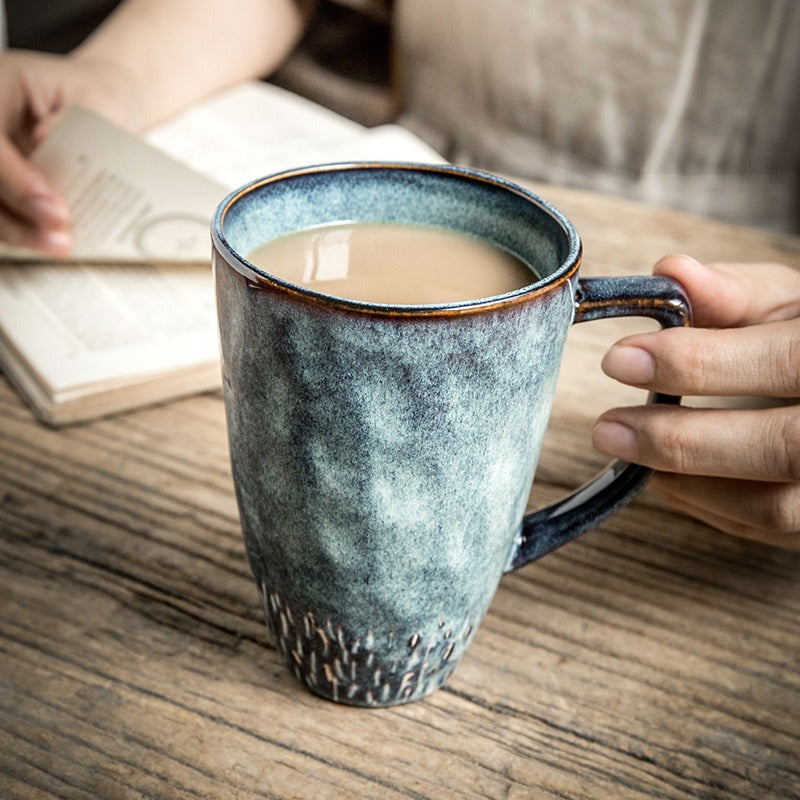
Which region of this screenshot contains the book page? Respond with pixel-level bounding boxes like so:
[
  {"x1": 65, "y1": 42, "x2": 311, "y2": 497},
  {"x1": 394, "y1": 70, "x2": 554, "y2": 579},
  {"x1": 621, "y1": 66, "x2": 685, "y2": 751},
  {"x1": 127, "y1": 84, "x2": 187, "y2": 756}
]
[
  {"x1": 146, "y1": 81, "x2": 444, "y2": 189},
  {"x1": 0, "y1": 81, "x2": 443, "y2": 423},
  {"x1": 0, "y1": 260, "x2": 219, "y2": 399},
  {"x1": 0, "y1": 106, "x2": 228, "y2": 264}
]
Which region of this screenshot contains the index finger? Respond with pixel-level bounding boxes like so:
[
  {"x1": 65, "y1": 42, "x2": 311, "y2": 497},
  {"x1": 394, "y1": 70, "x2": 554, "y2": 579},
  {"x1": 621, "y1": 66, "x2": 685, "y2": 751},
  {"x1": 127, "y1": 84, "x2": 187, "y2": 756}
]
[
  {"x1": 653, "y1": 255, "x2": 800, "y2": 328},
  {"x1": 601, "y1": 317, "x2": 800, "y2": 398},
  {"x1": 0, "y1": 134, "x2": 69, "y2": 229}
]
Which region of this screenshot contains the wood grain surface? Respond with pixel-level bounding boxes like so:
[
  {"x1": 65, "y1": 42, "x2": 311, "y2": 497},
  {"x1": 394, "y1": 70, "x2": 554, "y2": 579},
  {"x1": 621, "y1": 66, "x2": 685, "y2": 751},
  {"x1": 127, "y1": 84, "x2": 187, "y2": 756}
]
[{"x1": 1, "y1": 183, "x2": 799, "y2": 799}]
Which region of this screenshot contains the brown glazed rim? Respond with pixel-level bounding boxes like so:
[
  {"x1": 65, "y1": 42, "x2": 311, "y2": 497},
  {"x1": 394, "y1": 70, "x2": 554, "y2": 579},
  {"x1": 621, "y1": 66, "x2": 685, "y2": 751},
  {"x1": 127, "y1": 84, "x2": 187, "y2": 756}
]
[{"x1": 212, "y1": 162, "x2": 583, "y2": 319}]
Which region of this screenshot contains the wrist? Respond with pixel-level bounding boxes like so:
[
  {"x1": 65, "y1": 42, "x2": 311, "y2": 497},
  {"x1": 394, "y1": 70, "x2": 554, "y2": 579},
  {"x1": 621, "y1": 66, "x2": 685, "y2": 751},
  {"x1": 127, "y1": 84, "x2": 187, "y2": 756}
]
[{"x1": 67, "y1": 51, "x2": 147, "y2": 131}]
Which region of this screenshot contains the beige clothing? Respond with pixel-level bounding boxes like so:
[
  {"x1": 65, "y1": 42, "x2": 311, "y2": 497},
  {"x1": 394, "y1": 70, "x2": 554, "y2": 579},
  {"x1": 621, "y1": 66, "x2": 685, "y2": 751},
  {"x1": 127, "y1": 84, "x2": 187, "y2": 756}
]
[{"x1": 395, "y1": 0, "x2": 800, "y2": 233}]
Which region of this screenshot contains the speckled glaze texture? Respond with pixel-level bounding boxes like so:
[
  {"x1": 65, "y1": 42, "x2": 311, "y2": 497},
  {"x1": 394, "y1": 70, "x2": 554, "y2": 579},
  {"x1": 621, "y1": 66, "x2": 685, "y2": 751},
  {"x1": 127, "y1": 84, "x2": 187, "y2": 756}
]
[{"x1": 213, "y1": 164, "x2": 690, "y2": 706}]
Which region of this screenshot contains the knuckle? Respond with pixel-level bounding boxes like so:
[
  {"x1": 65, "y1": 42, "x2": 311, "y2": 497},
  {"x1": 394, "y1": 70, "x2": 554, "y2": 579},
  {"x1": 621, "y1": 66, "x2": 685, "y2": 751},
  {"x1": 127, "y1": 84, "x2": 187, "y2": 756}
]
[
  {"x1": 761, "y1": 484, "x2": 800, "y2": 536},
  {"x1": 782, "y1": 327, "x2": 800, "y2": 395},
  {"x1": 780, "y1": 412, "x2": 800, "y2": 482},
  {"x1": 646, "y1": 413, "x2": 695, "y2": 473},
  {"x1": 670, "y1": 335, "x2": 709, "y2": 393}
]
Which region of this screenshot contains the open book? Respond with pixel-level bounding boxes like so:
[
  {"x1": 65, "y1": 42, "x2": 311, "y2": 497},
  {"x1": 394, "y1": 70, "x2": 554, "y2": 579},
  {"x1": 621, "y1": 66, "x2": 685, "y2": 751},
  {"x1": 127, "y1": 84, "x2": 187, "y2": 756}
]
[{"x1": 0, "y1": 81, "x2": 442, "y2": 425}]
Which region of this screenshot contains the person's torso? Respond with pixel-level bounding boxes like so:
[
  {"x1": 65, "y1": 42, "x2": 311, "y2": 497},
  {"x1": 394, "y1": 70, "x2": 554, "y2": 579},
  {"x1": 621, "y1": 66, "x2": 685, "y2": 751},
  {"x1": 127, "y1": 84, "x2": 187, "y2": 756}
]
[{"x1": 396, "y1": 0, "x2": 800, "y2": 232}]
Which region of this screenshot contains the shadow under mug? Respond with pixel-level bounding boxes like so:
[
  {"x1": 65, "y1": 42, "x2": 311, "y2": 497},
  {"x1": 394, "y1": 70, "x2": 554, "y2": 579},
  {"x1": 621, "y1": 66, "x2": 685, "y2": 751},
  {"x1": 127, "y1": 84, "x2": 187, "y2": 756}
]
[{"x1": 212, "y1": 163, "x2": 691, "y2": 707}]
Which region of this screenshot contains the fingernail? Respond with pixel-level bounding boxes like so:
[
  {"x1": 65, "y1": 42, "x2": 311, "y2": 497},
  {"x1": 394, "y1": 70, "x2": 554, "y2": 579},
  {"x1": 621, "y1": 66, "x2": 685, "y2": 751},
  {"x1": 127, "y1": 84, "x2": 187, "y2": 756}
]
[
  {"x1": 592, "y1": 420, "x2": 639, "y2": 461},
  {"x1": 27, "y1": 193, "x2": 70, "y2": 227},
  {"x1": 37, "y1": 228, "x2": 73, "y2": 255},
  {"x1": 601, "y1": 345, "x2": 655, "y2": 385}
]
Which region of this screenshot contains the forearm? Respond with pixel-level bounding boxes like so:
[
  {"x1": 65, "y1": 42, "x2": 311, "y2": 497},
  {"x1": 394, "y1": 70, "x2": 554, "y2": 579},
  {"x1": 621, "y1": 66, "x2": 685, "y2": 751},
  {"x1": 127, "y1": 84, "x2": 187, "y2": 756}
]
[{"x1": 71, "y1": 0, "x2": 312, "y2": 129}]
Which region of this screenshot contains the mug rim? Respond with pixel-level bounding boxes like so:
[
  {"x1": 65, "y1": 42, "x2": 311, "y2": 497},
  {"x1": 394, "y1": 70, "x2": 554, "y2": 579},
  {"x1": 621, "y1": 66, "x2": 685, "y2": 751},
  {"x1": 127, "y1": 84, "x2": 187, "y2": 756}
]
[{"x1": 212, "y1": 162, "x2": 583, "y2": 317}]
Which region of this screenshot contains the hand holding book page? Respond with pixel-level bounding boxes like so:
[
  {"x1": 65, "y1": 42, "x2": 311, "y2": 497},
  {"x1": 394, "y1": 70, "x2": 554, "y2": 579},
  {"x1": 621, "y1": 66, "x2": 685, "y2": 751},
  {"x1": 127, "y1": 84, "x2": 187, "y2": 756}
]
[
  {"x1": 0, "y1": 81, "x2": 443, "y2": 426},
  {"x1": 0, "y1": 106, "x2": 228, "y2": 264}
]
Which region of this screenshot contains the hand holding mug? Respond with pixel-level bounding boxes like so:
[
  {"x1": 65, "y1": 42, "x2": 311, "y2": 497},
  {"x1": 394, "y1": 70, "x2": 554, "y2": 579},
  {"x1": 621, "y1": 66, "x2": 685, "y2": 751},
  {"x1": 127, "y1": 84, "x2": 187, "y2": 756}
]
[{"x1": 595, "y1": 256, "x2": 800, "y2": 548}]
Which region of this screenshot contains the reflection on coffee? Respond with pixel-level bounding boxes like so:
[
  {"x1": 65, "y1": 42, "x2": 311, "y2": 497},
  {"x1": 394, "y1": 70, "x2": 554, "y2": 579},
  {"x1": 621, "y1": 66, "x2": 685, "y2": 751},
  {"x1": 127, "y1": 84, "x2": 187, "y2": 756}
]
[{"x1": 246, "y1": 222, "x2": 538, "y2": 304}]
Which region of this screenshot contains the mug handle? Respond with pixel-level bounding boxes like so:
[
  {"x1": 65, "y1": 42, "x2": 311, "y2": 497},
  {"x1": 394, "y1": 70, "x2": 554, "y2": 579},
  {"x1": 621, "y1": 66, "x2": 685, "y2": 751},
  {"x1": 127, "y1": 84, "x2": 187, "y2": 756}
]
[{"x1": 506, "y1": 275, "x2": 692, "y2": 572}]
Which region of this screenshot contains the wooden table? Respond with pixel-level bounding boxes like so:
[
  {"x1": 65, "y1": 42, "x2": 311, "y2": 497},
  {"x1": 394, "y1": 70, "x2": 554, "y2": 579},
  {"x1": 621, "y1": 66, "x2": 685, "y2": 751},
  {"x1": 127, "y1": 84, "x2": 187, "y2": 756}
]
[{"x1": 2, "y1": 183, "x2": 799, "y2": 799}]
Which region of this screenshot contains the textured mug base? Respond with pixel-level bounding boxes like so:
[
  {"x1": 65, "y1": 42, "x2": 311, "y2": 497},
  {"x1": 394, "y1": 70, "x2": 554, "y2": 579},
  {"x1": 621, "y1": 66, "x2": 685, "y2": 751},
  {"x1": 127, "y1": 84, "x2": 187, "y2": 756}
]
[{"x1": 260, "y1": 580, "x2": 475, "y2": 707}]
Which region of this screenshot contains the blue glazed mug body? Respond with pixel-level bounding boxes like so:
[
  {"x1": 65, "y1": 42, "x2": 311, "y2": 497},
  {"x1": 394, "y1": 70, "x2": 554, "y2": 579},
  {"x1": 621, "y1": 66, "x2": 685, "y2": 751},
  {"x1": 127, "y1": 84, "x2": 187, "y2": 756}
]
[{"x1": 212, "y1": 163, "x2": 690, "y2": 706}]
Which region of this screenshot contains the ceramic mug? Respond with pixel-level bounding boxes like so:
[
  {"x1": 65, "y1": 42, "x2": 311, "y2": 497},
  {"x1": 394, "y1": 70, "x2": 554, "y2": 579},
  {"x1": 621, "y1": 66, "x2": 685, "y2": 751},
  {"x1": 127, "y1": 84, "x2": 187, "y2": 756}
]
[{"x1": 212, "y1": 163, "x2": 691, "y2": 707}]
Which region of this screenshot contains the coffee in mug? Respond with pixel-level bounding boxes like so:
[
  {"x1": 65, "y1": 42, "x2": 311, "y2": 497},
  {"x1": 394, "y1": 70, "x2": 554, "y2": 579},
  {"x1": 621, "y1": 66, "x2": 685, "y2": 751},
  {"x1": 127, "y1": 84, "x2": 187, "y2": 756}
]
[{"x1": 246, "y1": 221, "x2": 538, "y2": 304}]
